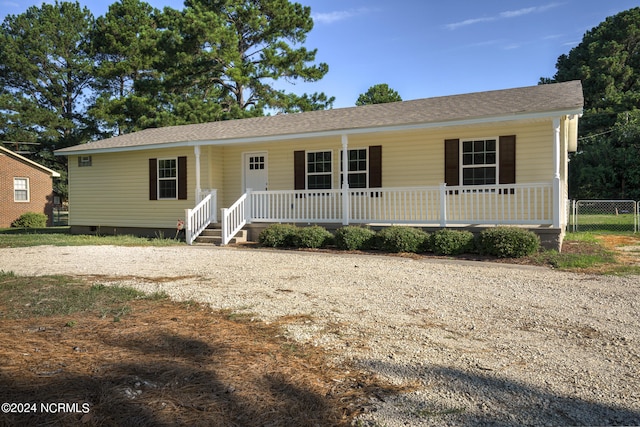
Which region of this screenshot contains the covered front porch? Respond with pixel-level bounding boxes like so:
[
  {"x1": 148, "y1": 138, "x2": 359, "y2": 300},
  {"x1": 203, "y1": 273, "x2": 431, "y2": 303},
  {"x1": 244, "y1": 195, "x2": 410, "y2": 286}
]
[{"x1": 186, "y1": 182, "x2": 561, "y2": 247}]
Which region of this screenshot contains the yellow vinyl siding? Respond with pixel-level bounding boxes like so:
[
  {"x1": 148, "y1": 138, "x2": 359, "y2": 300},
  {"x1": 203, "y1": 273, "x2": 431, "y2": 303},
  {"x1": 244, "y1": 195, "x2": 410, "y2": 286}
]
[
  {"x1": 68, "y1": 117, "x2": 565, "y2": 227},
  {"x1": 216, "y1": 119, "x2": 556, "y2": 208},
  {"x1": 68, "y1": 148, "x2": 195, "y2": 228}
]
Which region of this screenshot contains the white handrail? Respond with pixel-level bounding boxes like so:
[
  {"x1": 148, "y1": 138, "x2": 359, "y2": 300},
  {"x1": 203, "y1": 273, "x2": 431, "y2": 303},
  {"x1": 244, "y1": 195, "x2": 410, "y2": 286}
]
[
  {"x1": 221, "y1": 191, "x2": 249, "y2": 245},
  {"x1": 185, "y1": 190, "x2": 217, "y2": 245}
]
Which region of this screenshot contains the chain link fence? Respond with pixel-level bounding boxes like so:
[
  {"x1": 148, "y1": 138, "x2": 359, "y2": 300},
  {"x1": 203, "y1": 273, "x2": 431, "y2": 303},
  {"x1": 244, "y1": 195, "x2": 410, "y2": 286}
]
[{"x1": 570, "y1": 200, "x2": 638, "y2": 233}]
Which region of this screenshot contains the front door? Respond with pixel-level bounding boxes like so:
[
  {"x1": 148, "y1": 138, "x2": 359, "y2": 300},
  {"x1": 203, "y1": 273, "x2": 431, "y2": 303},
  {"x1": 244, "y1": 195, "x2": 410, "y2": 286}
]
[{"x1": 244, "y1": 152, "x2": 268, "y2": 192}]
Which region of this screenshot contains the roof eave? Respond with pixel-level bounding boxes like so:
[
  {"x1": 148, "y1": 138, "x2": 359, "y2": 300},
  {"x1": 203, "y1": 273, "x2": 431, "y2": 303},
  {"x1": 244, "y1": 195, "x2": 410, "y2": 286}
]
[{"x1": 54, "y1": 107, "x2": 583, "y2": 156}]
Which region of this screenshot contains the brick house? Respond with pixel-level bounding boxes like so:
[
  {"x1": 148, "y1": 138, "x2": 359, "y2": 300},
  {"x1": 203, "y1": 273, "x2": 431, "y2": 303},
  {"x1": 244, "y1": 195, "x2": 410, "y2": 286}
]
[{"x1": 0, "y1": 146, "x2": 60, "y2": 228}]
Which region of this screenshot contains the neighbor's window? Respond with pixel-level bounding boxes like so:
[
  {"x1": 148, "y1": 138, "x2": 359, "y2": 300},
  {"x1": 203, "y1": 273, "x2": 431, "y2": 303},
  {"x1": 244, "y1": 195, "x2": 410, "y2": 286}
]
[
  {"x1": 461, "y1": 138, "x2": 497, "y2": 185},
  {"x1": 158, "y1": 158, "x2": 177, "y2": 199},
  {"x1": 14, "y1": 177, "x2": 29, "y2": 202},
  {"x1": 78, "y1": 156, "x2": 92, "y2": 167},
  {"x1": 340, "y1": 148, "x2": 368, "y2": 188},
  {"x1": 307, "y1": 151, "x2": 332, "y2": 189}
]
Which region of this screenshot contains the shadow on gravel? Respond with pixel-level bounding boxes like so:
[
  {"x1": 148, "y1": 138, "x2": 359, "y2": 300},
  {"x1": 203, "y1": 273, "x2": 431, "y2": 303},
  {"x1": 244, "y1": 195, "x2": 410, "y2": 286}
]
[{"x1": 357, "y1": 361, "x2": 640, "y2": 426}]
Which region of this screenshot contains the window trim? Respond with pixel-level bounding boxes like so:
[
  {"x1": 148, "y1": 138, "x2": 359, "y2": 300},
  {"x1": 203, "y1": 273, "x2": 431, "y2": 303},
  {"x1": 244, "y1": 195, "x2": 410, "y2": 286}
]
[
  {"x1": 340, "y1": 147, "x2": 369, "y2": 189},
  {"x1": 14, "y1": 177, "x2": 30, "y2": 202},
  {"x1": 157, "y1": 157, "x2": 178, "y2": 200},
  {"x1": 306, "y1": 150, "x2": 333, "y2": 190},
  {"x1": 459, "y1": 137, "x2": 499, "y2": 186}
]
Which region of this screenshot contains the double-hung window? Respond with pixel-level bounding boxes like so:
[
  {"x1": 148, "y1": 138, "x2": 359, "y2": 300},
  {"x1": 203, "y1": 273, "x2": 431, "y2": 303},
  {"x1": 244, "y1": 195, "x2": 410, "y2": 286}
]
[
  {"x1": 14, "y1": 178, "x2": 29, "y2": 202},
  {"x1": 307, "y1": 151, "x2": 332, "y2": 189},
  {"x1": 158, "y1": 158, "x2": 178, "y2": 199},
  {"x1": 461, "y1": 138, "x2": 497, "y2": 186},
  {"x1": 340, "y1": 148, "x2": 368, "y2": 188}
]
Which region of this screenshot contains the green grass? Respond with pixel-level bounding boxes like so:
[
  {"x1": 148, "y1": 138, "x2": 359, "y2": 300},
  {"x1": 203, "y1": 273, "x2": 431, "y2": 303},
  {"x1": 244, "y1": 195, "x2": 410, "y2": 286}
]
[
  {"x1": 0, "y1": 227, "x2": 182, "y2": 248},
  {"x1": 530, "y1": 232, "x2": 640, "y2": 275},
  {"x1": 0, "y1": 271, "x2": 168, "y2": 320},
  {"x1": 570, "y1": 213, "x2": 637, "y2": 233}
]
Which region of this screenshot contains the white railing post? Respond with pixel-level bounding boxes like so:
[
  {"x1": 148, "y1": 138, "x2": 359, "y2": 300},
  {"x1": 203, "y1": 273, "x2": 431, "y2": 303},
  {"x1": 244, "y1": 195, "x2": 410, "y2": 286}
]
[
  {"x1": 210, "y1": 190, "x2": 218, "y2": 223},
  {"x1": 185, "y1": 208, "x2": 193, "y2": 244},
  {"x1": 439, "y1": 183, "x2": 447, "y2": 227},
  {"x1": 221, "y1": 208, "x2": 229, "y2": 245},
  {"x1": 245, "y1": 188, "x2": 253, "y2": 224}
]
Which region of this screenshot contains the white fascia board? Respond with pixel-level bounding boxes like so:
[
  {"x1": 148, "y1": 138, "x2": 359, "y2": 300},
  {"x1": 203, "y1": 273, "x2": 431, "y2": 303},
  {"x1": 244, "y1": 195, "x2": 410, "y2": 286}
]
[{"x1": 55, "y1": 108, "x2": 583, "y2": 156}]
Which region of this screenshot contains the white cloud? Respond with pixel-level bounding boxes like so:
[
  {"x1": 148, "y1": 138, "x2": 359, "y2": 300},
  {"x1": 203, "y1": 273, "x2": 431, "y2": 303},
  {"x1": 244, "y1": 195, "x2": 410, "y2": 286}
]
[
  {"x1": 499, "y1": 7, "x2": 536, "y2": 19},
  {"x1": 445, "y1": 3, "x2": 562, "y2": 30},
  {"x1": 312, "y1": 8, "x2": 372, "y2": 25},
  {"x1": 445, "y1": 16, "x2": 495, "y2": 30}
]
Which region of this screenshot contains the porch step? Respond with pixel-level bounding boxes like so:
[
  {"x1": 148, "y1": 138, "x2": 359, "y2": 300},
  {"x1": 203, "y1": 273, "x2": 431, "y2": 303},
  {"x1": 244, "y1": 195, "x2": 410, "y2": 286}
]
[{"x1": 194, "y1": 224, "x2": 248, "y2": 245}]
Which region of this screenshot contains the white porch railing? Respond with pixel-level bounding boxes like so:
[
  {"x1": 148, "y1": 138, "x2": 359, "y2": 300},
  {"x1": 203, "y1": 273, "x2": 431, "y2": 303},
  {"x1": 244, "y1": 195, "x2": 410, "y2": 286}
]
[
  {"x1": 248, "y1": 183, "x2": 553, "y2": 225},
  {"x1": 443, "y1": 183, "x2": 553, "y2": 225},
  {"x1": 185, "y1": 190, "x2": 217, "y2": 245},
  {"x1": 221, "y1": 192, "x2": 249, "y2": 245},
  {"x1": 220, "y1": 183, "x2": 555, "y2": 244}
]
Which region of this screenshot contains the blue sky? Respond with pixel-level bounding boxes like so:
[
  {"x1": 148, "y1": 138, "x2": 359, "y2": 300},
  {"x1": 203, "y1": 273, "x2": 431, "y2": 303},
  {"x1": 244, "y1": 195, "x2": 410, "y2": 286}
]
[{"x1": 1, "y1": 0, "x2": 638, "y2": 108}]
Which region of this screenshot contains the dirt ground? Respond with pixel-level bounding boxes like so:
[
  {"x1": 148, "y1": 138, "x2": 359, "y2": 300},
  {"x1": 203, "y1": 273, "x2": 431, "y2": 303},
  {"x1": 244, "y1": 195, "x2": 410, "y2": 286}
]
[
  {"x1": 0, "y1": 296, "x2": 403, "y2": 426},
  {"x1": 597, "y1": 234, "x2": 640, "y2": 265}
]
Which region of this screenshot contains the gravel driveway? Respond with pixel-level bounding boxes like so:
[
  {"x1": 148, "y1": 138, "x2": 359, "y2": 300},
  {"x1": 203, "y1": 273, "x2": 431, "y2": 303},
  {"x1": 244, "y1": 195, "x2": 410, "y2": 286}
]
[{"x1": 2, "y1": 245, "x2": 639, "y2": 426}]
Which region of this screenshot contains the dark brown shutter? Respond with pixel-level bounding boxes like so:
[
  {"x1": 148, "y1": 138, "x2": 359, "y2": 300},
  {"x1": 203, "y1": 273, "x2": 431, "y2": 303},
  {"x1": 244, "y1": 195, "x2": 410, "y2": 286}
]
[
  {"x1": 499, "y1": 135, "x2": 516, "y2": 184},
  {"x1": 444, "y1": 139, "x2": 460, "y2": 186},
  {"x1": 149, "y1": 158, "x2": 157, "y2": 200},
  {"x1": 178, "y1": 156, "x2": 188, "y2": 200},
  {"x1": 294, "y1": 150, "x2": 305, "y2": 190},
  {"x1": 369, "y1": 145, "x2": 382, "y2": 188}
]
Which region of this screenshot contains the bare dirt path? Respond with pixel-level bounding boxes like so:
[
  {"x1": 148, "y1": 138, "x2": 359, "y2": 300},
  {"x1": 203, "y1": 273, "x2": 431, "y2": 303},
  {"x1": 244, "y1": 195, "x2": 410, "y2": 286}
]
[{"x1": 1, "y1": 245, "x2": 639, "y2": 426}]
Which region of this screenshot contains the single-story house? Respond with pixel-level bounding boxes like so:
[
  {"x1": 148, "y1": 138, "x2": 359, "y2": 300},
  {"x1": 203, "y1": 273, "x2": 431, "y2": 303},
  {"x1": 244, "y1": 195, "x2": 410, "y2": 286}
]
[
  {"x1": 0, "y1": 146, "x2": 61, "y2": 228},
  {"x1": 55, "y1": 81, "x2": 583, "y2": 249}
]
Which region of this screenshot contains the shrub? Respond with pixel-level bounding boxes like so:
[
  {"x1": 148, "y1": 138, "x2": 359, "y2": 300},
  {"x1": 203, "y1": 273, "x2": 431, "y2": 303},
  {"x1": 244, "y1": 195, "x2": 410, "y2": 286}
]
[
  {"x1": 430, "y1": 229, "x2": 475, "y2": 255},
  {"x1": 258, "y1": 224, "x2": 298, "y2": 247},
  {"x1": 335, "y1": 226, "x2": 376, "y2": 250},
  {"x1": 377, "y1": 226, "x2": 429, "y2": 253},
  {"x1": 478, "y1": 227, "x2": 540, "y2": 258},
  {"x1": 293, "y1": 225, "x2": 334, "y2": 249},
  {"x1": 11, "y1": 212, "x2": 47, "y2": 228}
]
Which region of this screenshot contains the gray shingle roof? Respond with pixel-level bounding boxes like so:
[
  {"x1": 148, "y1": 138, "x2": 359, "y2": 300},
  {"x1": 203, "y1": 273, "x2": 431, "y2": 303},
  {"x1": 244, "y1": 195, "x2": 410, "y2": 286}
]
[{"x1": 56, "y1": 80, "x2": 583, "y2": 154}]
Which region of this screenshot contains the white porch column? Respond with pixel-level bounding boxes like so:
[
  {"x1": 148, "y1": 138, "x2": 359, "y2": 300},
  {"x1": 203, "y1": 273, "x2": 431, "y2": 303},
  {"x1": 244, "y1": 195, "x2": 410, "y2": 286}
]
[
  {"x1": 341, "y1": 134, "x2": 350, "y2": 225},
  {"x1": 552, "y1": 118, "x2": 561, "y2": 228},
  {"x1": 194, "y1": 145, "x2": 202, "y2": 202}
]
